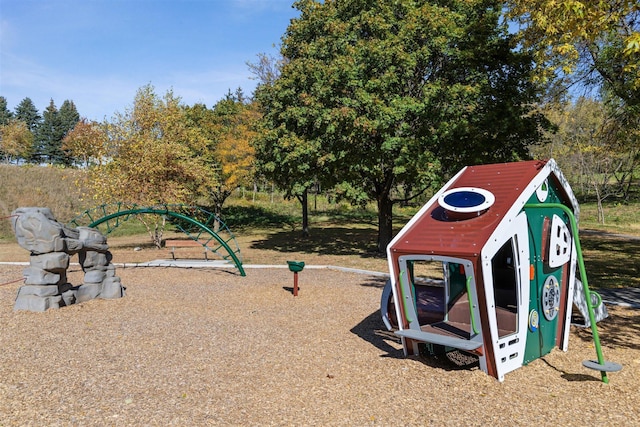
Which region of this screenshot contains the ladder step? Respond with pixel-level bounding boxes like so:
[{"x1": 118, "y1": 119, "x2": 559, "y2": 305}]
[
  {"x1": 582, "y1": 359, "x2": 623, "y2": 372},
  {"x1": 395, "y1": 329, "x2": 483, "y2": 351}
]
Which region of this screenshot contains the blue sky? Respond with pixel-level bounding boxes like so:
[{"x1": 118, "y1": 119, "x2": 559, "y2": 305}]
[{"x1": 0, "y1": 0, "x2": 299, "y2": 121}]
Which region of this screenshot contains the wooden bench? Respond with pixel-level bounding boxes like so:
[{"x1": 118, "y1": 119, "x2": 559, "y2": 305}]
[{"x1": 166, "y1": 239, "x2": 210, "y2": 260}]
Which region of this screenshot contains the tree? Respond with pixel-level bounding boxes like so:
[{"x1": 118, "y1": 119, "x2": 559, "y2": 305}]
[
  {"x1": 88, "y1": 85, "x2": 210, "y2": 247},
  {"x1": 14, "y1": 97, "x2": 41, "y2": 132},
  {"x1": 35, "y1": 100, "x2": 62, "y2": 164},
  {"x1": 0, "y1": 97, "x2": 13, "y2": 125},
  {"x1": 505, "y1": 0, "x2": 639, "y2": 105},
  {"x1": 247, "y1": 52, "x2": 286, "y2": 87},
  {"x1": 534, "y1": 97, "x2": 639, "y2": 222},
  {"x1": 209, "y1": 92, "x2": 257, "y2": 218},
  {"x1": 14, "y1": 98, "x2": 41, "y2": 162},
  {"x1": 184, "y1": 91, "x2": 258, "y2": 222},
  {"x1": 58, "y1": 100, "x2": 80, "y2": 157},
  {"x1": 507, "y1": 1, "x2": 639, "y2": 205},
  {"x1": 0, "y1": 119, "x2": 33, "y2": 163},
  {"x1": 255, "y1": 0, "x2": 547, "y2": 251},
  {"x1": 62, "y1": 118, "x2": 108, "y2": 167},
  {"x1": 36, "y1": 99, "x2": 79, "y2": 165}
]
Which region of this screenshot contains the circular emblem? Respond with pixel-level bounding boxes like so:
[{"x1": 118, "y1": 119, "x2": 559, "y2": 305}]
[
  {"x1": 542, "y1": 275, "x2": 561, "y2": 321},
  {"x1": 529, "y1": 309, "x2": 539, "y2": 332}
]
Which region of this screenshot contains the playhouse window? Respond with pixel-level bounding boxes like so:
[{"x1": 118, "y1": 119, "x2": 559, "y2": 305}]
[
  {"x1": 490, "y1": 239, "x2": 519, "y2": 337},
  {"x1": 405, "y1": 260, "x2": 447, "y2": 324},
  {"x1": 403, "y1": 258, "x2": 472, "y2": 326}
]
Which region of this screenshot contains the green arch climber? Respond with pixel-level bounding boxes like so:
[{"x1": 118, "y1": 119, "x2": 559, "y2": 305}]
[{"x1": 68, "y1": 203, "x2": 245, "y2": 276}]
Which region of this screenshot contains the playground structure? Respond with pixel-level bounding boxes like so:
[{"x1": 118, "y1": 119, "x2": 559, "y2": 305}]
[
  {"x1": 11, "y1": 207, "x2": 125, "y2": 311},
  {"x1": 8, "y1": 203, "x2": 244, "y2": 310},
  {"x1": 67, "y1": 203, "x2": 245, "y2": 276},
  {"x1": 382, "y1": 159, "x2": 621, "y2": 382}
]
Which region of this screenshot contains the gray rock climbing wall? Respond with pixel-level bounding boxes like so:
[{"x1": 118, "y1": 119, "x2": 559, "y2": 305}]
[{"x1": 11, "y1": 207, "x2": 125, "y2": 312}]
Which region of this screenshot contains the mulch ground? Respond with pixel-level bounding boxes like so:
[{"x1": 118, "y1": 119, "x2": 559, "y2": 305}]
[{"x1": 0, "y1": 263, "x2": 638, "y2": 426}]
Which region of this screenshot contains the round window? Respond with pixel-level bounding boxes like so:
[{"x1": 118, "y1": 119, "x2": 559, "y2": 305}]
[{"x1": 438, "y1": 187, "x2": 495, "y2": 220}]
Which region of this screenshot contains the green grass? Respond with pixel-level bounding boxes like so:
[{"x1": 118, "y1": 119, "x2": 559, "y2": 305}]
[
  {"x1": 580, "y1": 232, "x2": 640, "y2": 288},
  {"x1": 579, "y1": 201, "x2": 640, "y2": 236}
]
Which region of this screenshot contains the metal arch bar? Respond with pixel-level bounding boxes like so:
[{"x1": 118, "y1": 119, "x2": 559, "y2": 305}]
[{"x1": 87, "y1": 207, "x2": 246, "y2": 276}]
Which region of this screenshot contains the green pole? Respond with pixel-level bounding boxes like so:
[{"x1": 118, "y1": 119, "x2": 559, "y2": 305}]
[
  {"x1": 398, "y1": 271, "x2": 413, "y2": 324},
  {"x1": 465, "y1": 275, "x2": 479, "y2": 335},
  {"x1": 524, "y1": 203, "x2": 608, "y2": 383}
]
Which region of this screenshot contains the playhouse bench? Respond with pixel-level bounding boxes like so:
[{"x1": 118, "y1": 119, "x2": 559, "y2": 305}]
[
  {"x1": 395, "y1": 328, "x2": 483, "y2": 351},
  {"x1": 396, "y1": 292, "x2": 484, "y2": 352},
  {"x1": 167, "y1": 239, "x2": 210, "y2": 260}
]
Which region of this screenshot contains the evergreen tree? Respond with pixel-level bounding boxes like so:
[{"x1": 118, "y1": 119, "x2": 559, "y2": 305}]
[
  {"x1": 33, "y1": 98, "x2": 80, "y2": 165},
  {"x1": 14, "y1": 97, "x2": 41, "y2": 132},
  {"x1": 36, "y1": 100, "x2": 62, "y2": 164},
  {"x1": 58, "y1": 100, "x2": 80, "y2": 164},
  {"x1": 59, "y1": 100, "x2": 80, "y2": 132},
  {"x1": 0, "y1": 97, "x2": 13, "y2": 125},
  {"x1": 15, "y1": 97, "x2": 42, "y2": 163}
]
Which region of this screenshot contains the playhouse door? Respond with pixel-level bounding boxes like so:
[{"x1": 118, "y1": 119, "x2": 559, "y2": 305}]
[
  {"x1": 481, "y1": 212, "x2": 530, "y2": 381},
  {"x1": 524, "y1": 211, "x2": 574, "y2": 363}
]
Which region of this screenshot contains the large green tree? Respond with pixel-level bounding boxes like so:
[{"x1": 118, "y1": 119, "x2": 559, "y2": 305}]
[
  {"x1": 35, "y1": 100, "x2": 62, "y2": 163},
  {"x1": 254, "y1": 0, "x2": 547, "y2": 251}
]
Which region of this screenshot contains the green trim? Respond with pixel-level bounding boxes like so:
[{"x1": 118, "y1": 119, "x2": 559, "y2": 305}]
[
  {"x1": 398, "y1": 271, "x2": 412, "y2": 324},
  {"x1": 591, "y1": 291, "x2": 602, "y2": 308},
  {"x1": 465, "y1": 275, "x2": 479, "y2": 335},
  {"x1": 525, "y1": 203, "x2": 611, "y2": 383}
]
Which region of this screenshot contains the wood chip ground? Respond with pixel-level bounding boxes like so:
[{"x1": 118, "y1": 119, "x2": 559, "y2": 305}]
[{"x1": 0, "y1": 263, "x2": 638, "y2": 426}]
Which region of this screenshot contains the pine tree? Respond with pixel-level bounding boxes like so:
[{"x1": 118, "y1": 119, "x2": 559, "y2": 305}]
[
  {"x1": 0, "y1": 97, "x2": 13, "y2": 125},
  {"x1": 58, "y1": 100, "x2": 80, "y2": 164},
  {"x1": 36, "y1": 100, "x2": 62, "y2": 164},
  {"x1": 15, "y1": 98, "x2": 42, "y2": 163},
  {"x1": 14, "y1": 98, "x2": 41, "y2": 132}
]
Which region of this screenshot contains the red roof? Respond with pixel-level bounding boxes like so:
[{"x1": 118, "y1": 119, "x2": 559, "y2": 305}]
[{"x1": 390, "y1": 159, "x2": 549, "y2": 258}]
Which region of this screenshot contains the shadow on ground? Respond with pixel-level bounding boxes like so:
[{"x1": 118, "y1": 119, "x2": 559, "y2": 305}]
[
  {"x1": 250, "y1": 226, "x2": 384, "y2": 259},
  {"x1": 580, "y1": 232, "x2": 640, "y2": 289},
  {"x1": 539, "y1": 359, "x2": 601, "y2": 382},
  {"x1": 351, "y1": 311, "x2": 481, "y2": 372},
  {"x1": 573, "y1": 308, "x2": 640, "y2": 351}
]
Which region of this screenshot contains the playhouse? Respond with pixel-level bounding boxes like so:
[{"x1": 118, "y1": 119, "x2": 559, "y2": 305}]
[{"x1": 382, "y1": 159, "x2": 618, "y2": 382}]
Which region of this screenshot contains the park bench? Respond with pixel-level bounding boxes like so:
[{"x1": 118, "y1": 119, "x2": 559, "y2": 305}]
[{"x1": 166, "y1": 239, "x2": 210, "y2": 261}]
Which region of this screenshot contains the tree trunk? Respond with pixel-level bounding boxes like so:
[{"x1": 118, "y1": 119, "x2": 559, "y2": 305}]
[
  {"x1": 594, "y1": 183, "x2": 605, "y2": 225},
  {"x1": 297, "y1": 189, "x2": 310, "y2": 237},
  {"x1": 377, "y1": 195, "x2": 394, "y2": 254}
]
